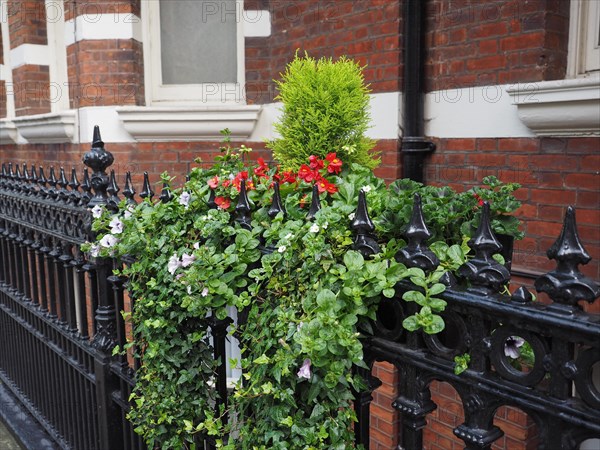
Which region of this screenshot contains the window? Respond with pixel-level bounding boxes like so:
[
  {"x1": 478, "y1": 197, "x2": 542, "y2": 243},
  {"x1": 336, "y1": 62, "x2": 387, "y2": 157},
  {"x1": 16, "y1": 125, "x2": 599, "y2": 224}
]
[
  {"x1": 568, "y1": 0, "x2": 600, "y2": 77},
  {"x1": 142, "y1": 0, "x2": 245, "y2": 105}
]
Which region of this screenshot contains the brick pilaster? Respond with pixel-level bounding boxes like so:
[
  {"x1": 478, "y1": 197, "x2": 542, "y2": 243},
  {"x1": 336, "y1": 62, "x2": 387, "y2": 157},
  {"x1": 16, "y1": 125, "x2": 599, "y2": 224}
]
[
  {"x1": 64, "y1": 1, "x2": 144, "y2": 108},
  {"x1": 7, "y1": 0, "x2": 51, "y2": 116}
]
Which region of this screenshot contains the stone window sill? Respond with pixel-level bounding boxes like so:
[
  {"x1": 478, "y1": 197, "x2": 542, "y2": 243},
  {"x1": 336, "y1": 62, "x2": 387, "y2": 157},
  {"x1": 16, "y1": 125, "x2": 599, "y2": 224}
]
[
  {"x1": 116, "y1": 105, "x2": 263, "y2": 142},
  {"x1": 506, "y1": 75, "x2": 600, "y2": 136}
]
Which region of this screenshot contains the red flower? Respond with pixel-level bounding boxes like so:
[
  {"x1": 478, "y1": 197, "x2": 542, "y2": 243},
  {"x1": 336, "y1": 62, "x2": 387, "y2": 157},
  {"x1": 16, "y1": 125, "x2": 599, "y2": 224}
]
[
  {"x1": 215, "y1": 196, "x2": 231, "y2": 210},
  {"x1": 232, "y1": 171, "x2": 254, "y2": 191},
  {"x1": 222, "y1": 179, "x2": 231, "y2": 188},
  {"x1": 282, "y1": 171, "x2": 297, "y2": 184},
  {"x1": 473, "y1": 193, "x2": 484, "y2": 207},
  {"x1": 253, "y1": 157, "x2": 269, "y2": 178},
  {"x1": 325, "y1": 152, "x2": 342, "y2": 174},
  {"x1": 298, "y1": 164, "x2": 316, "y2": 183},
  {"x1": 308, "y1": 155, "x2": 324, "y2": 170},
  {"x1": 317, "y1": 178, "x2": 338, "y2": 194},
  {"x1": 208, "y1": 176, "x2": 219, "y2": 189}
]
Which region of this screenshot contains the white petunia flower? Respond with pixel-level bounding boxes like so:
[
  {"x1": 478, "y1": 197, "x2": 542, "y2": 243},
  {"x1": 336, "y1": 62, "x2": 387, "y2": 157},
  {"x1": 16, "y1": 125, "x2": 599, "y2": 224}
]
[
  {"x1": 193, "y1": 242, "x2": 201, "y2": 250},
  {"x1": 91, "y1": 205, "x2": 103, "y2": 218},
  {"x1": 278, "y1": 245, "x2": 286, "y2": 253},
  {"x1": 361, "y1": 185, "x2": 372, "y2": 193},
  {"x1": 187, "y1": 286, "x2": 192, "y2": 295},
  {"x1": 123, "y1": 209, "x2": 132, "y2": 219},
  {"x1": 181, "y1": 253, "x2": 196, "y2": 267},
  {"x1": 297, "y1": 358, "x2": 312, "y2": 379},
  {"x1": 348, "y1": 212, "x2": 355, "y2": 220},
  {"x1": 99, "y1": 234, "x2": 118, "y2": 248},
  {"x1": 309, "y1": 224, "x2": 319, "y2": 233},
  {"x1": 322, "y1": 222, "x2": 328, "y2": 229},
  {"x1": 201, "y1": 287, "x2": 209, "y2": 297},
  {"x1": 109, "y1": 217, "x2": 123, "y2": 234},
  {"x1": 285, "y1": 233, "x2": 293, "y2": 240},
  {"x1": 167, "y1": 253, "x2": 181, "y2": 275},
  {"x1": 89, "y1": 244, "x2": 100, "y2": 257},
  {"x1": 179, "y1": 191, "x2": 191, "y2": 209}
]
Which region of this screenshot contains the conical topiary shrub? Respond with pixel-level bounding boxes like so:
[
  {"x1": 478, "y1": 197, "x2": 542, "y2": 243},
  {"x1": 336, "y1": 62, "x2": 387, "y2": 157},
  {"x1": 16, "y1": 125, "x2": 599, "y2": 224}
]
[{"x1": 268, "y1": 53, "x2": 379, "y2": 170}]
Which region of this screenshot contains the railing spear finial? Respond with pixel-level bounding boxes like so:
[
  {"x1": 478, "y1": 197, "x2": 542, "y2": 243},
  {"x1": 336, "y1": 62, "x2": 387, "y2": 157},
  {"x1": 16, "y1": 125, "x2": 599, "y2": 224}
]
[
  {"x1": 396, "y1": 193, "x2": 439, "y2": 271},
  {"x1": 351, "y1": 189, "x2": 380, "y2": 257},
  {"x1": 235, "y1": 179, "x2": 252, "y2": 230},
  {"x1": 140, "y1": 172, "x2": 154, "y2": 200},
  {"x1": 122, "y1": 172, "x2": 137, "y2": 205},
  {"x1": 535, "y1": 206, "x2": 600, "y2": 311},
  {"x1": 268, "y1": 181, "x2": 286, "y2": 218},
  {"x1": 458, "y1": 202, "x2": 510, "y2": 294},
  {"x1": 306, "y1": 184, "x2": 321, "y2": 220},
  {"x1": 82, "y1": 125, "x2": 114, "y2": 208}
]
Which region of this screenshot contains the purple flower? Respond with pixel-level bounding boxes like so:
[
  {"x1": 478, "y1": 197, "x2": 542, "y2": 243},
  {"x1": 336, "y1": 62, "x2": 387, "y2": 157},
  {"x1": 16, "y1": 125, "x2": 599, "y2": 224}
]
[
  {"x1": 179, "y1": 191, "x2": 191, "y2": 209},
  {"x1": 167, "y1": 253, "x2": 181, "y2": 275},
  {"x1": 297, "y1": 358, "x2": 312, "y2": 379},
  {"x1": 181, "y1": 253, "x2": 196, "y2": 267},
  {"x1": 504, "y1": 336, "x2": 525, "y2": 359},
  {"x1": 109, "y1": 217, "x2": 123, "y2": 234},
  {"x1": 99, "y1": 234, "x2": 118, "y2": 248}
]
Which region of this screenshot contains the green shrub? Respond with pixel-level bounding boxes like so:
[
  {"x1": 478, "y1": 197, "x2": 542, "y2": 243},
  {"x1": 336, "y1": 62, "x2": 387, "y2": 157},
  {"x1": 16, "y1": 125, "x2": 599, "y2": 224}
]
[{"x1": 268, "y1": 53, "x2": 379, "y2": 170}]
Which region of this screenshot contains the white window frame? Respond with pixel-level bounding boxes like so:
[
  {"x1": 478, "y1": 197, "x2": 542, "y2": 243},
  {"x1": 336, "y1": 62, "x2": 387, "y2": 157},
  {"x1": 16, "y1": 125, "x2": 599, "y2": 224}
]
[
  {"x1": 567, "y1": 0, "x2": 600, "y2": 77},
  {"x1": 141, "y1": 0, "x2": 246, "y2": 106}
]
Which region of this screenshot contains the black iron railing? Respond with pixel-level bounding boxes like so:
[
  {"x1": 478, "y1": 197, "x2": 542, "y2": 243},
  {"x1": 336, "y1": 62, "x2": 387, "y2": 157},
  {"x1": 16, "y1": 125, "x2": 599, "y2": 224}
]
[{"x1": 1, "y1": 126, "x2": 599, "y2": 450}]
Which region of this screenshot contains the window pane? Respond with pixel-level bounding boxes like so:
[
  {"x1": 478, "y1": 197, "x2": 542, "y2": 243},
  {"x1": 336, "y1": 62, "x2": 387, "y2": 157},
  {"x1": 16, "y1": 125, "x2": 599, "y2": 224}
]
[{"x1": 159, "y1": 0, "x2": 237, "y2": 85}]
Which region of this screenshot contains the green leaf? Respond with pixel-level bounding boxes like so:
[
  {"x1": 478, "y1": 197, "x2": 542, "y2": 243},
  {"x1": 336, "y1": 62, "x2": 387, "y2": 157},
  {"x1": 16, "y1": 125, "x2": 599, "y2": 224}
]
[
  {"x1": 316, "y1": 289, "x2": 337, "y2": 308},
  {"x1": 343, "y1": 250, "x2": 365, "y2": 271},
  {"x1": 383, "y1": 288, "x2": 395, "y2": 298},
  {"x1": 423, "y1": 314, "x2": 445, "y2": 334},
  {"x1": 253, "y1": 354, "x2": 270, "y2": 365},
  {"x1": 428, "y1": 283, "x2": 446, "y2": 296},
  {"x1": 402, "y1": 315, "x2": 419, "y2": 331},
  {"x1": 403, "y1": 290, "x2": 426, "y2": 305}
]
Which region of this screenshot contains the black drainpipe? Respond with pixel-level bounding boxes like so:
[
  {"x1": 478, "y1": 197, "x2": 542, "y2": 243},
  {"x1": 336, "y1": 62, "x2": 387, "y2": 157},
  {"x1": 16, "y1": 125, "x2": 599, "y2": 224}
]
[{"x1": 401, "y1": 0, "x2": 436, "y2": 182}]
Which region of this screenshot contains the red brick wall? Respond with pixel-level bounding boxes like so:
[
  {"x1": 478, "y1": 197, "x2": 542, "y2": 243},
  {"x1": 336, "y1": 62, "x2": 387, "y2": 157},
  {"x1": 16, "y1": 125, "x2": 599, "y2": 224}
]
[
  {"x1": 424, "y1": 382, "x2": 539, "y2": 450},
  {"x1": 6, "y1": 0, "x2": 51, "y2": 116},
  {"x1": 63, "y1": 0, "x2": 140, "y2": 22},
  {"x1": 426, "y1": 137, "x2": 600, "y2": 289},
  {"x1": 425, "y1": 0, "x2": 570, "y2": 91},
  {"x1": 12, "y1": 64, "x2": 50, "y2": 116},
  {"x1": 246, "y1": 0, "x2": 402, "y2": 104},
  {"x1": 63, "y1": 1, "x2": 144, "y2": 108},
  {"x1": 6, "y1": 0, "x2": 47, "y2": 47},
  {"x1": 66, "y1": 39, "x2": 145, "y2": 108},
  {"x1": 370, "y1": 362, "x2": 400, "y2": 449}
]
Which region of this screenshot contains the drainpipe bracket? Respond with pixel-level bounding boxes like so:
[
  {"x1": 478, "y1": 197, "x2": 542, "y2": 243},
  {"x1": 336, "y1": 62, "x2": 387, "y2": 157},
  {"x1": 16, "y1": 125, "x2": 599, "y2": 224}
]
[{"x1": 401, "y1": 137, "x2": 436, "y2": 154}]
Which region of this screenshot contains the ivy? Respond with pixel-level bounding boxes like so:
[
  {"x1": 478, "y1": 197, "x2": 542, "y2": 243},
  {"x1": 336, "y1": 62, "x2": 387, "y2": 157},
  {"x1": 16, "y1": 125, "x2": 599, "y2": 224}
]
[{"x1": 84, "y1": 130, "x2": 523, "y2": 448}]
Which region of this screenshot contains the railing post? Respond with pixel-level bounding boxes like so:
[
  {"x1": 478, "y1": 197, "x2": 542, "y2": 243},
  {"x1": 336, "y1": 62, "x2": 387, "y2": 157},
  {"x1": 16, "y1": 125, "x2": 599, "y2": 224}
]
[{"x1": 83, "y1": 125, "x2": 122, "y2": 450}]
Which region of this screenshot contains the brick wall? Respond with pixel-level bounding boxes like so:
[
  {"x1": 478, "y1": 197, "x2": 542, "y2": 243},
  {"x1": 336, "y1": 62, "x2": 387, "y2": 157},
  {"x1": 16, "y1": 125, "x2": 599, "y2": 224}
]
[
  {"x1": 66, "y1": 39, "x2": 144, "y2": 108},
  {"x1": 6, "y1": 0, "x2": 51, "y2": 116},
  {"x1": 64, "y1": 1, "x2": 144, "y2": 108},
  {"x1": 424, "y1": 0, "x2": 570, "y2": 91},
  {"x1": 426, "y1": 137, "x2": 600, "y2": 284},
  {"x1": 6, "y1": 0, "x2": 47, "y2": 47},
  {"x1": 246, "y1": 0, "x2": 402, "y2": 104}
]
